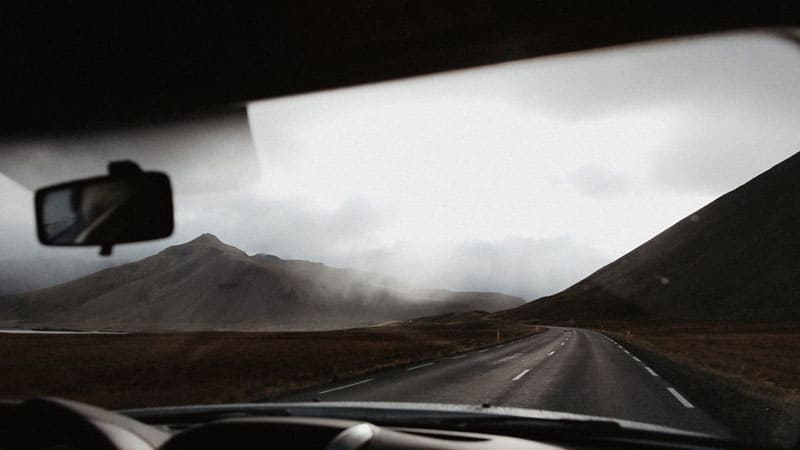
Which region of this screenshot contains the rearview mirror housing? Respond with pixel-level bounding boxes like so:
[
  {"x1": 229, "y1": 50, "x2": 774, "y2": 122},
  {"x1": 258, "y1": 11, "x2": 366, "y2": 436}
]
[{"x1": 35, "y1": 161, "x2": 174, "y2": 254}]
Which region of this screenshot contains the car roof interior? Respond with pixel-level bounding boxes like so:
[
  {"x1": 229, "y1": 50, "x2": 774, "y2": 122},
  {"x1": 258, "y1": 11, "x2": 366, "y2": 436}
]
[{"x1": 2, "y1": 1, "x2": 799, "y2": 138}]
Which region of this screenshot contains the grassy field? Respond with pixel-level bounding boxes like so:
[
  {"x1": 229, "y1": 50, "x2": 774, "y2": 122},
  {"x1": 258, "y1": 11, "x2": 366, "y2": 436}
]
[
  {"x1": 0, "y1": 316, "x2": 541, "y2": 409},
  {"x1": 592, "y1": 321, "x2": 800, "y2": 406},
  {"x1": 584, "y1": 320, "x2": 800, "y2": 447}
]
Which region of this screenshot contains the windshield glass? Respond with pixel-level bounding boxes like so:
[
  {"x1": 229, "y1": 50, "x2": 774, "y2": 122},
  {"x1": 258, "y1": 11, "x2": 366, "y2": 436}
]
[{"x1": 1, "y1": 31, "x2": 799, "y2": 448}]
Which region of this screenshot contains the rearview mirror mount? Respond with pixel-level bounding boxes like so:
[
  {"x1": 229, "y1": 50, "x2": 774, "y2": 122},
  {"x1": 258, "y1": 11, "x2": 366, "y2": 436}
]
[{"x1": 35, "y1": 161, "x2": 174, "y2": 256}]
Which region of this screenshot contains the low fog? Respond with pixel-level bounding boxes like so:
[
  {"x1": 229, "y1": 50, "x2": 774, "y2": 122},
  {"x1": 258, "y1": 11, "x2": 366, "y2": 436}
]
[{"x1": 2, "y1": 31, "x2": 800, "y2": 299}]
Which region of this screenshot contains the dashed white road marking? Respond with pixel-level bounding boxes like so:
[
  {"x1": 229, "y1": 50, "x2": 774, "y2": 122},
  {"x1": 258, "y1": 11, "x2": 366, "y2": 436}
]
[
  {"x1": 667, "y1": 387, "x2": 695, "y2": 408},
  {"x1": 560, "y1": 342, "x2": 565, "y2": 346},
  {"x1": 318, "y1": 379, "x2": 373, "y2": 394},
  {"x1": 632, "y1": 356, "x2": 641, "y2": 362},
  {"x1": 547, "y1": 351, "x2": 555, "y2": 356},
  {"x1": 644, "y1": 366, "x2": 658, "y2": 377},
  {"x1": 478, "y1": 349, "x2": 488, "y2": 353},
  {"x1": 492, "y1": 353, "x2": 523, "y2": 365},
  {"x1": 407, "y1": 362, "x2": 433, "y2": 371},
  {"x1": 450, "y1": 354, "x2": 467, "y2": 360},
  {"x1": 512, "y1": 369, "x2": 531, "y2": 381}
]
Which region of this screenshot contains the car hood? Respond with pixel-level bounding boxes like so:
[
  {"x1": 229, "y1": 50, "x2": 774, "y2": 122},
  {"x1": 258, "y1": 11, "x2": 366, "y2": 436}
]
[{"x1": 120, "y1": 401, "x2": 717, "y2": 439}]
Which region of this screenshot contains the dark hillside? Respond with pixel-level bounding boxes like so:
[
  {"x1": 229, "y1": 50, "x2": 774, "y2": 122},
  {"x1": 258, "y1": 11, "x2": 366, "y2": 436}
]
[{"x1": 499, "y1": 151, "x2": 800, "y2": 322}]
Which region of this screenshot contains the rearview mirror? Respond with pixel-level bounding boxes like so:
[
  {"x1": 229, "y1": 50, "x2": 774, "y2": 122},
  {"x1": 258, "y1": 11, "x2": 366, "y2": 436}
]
[{"x1": 35, "y1": 161, "x2": 173, "y2": 254}]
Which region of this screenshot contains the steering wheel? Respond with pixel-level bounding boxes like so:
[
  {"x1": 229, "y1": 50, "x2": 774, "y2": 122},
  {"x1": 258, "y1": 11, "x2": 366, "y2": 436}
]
[{"x1": 9, "y1": 397, "x2": 169, "y2": 450}]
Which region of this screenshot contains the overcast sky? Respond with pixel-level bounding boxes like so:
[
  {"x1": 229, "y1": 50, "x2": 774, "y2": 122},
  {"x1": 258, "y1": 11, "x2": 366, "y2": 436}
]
[{"x1": 2, "y1": 31, "x2": 800, "y2": 300}]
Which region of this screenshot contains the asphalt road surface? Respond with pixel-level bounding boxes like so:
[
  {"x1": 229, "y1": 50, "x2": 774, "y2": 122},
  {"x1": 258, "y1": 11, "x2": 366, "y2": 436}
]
[{"x1": 281, "y1": 327, "x2": 729, "y2": 437}]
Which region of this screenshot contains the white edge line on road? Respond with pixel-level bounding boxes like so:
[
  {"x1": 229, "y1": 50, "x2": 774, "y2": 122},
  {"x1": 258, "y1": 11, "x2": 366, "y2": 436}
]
[
  {"x1": 450, "y1": 354, "x2": 467, "y2": 360},
  {"x1": 512, "y1": 369, "x2": 531, "y2": 381},
  {"x1": 478, "y1": 349, "x2": 488, "y2": 353},
  {"x1": 667, "y1": 387, "x2": 695, "y2": 408},
  {"x1": 644, "y1": 366, "x2": 658, "y2": 377},
  {"x1": 547, "y1": 351, "x2": 555, "y2": 356},
  {"x1": 318, "y1": 378, "x2": 373, "y2": 394},
  {"x1": 407, "y1": 362, "x2": 434, "y2": 371}
]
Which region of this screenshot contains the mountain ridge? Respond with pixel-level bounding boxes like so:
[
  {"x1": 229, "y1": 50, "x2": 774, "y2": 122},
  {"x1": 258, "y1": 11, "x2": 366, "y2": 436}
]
[
  {"x1": 0, "y1": 234, "x2": 525, "y2": 331},
  {"x1": 497, "y1": 151, "x2": 800, "y2": 322}
]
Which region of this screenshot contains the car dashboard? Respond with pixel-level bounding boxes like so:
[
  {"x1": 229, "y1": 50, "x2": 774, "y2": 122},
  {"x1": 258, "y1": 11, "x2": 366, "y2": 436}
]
[{"x1": 0, "y1": 397, "x2": 757, "y2": 450}]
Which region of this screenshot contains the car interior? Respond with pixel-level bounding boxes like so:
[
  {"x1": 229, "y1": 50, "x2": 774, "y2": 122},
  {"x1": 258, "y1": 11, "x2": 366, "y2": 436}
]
[{"x1": 1, "y1": 2, "x2": 799, "y2": 450}]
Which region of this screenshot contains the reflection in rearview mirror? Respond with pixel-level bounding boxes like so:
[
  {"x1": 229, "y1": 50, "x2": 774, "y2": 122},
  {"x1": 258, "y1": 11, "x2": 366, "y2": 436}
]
[{"x1": 35, "y1": 171, "x2": 173, "y2": 249}]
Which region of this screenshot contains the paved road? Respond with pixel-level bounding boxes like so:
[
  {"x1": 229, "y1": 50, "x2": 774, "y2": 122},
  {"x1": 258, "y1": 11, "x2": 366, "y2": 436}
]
[{"x1": 280, "y1": 327, "x2": 729, "y2": 437}]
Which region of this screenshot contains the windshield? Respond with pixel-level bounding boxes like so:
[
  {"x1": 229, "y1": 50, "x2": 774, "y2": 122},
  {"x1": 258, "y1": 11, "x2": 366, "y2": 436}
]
[{"x1": 1, "y1": 31, "x2": 799, "y2": 448}]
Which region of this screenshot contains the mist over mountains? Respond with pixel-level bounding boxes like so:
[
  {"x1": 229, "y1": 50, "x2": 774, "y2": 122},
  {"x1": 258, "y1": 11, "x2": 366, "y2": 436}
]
[
  {"x1": 0, "y1": 234, "x2": 524, "y2": 331},
  {"x1": 499, "y1": 151, "x2": 800, "y2": 322},
  {"x1": 0, "y1": 257, "x2": 122, "y2": 296},
  {"x1": 4, "y1": 148, "x2": 798, "y2": 330}
]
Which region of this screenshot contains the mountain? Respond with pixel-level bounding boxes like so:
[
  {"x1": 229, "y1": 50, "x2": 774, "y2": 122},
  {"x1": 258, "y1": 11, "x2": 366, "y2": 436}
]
[
  {"x1": 0, "y1": 233, "x2": 524, "y2": 331},
  {"x1": 497, "y1": 151, "x2": 800, "y2": 322}
]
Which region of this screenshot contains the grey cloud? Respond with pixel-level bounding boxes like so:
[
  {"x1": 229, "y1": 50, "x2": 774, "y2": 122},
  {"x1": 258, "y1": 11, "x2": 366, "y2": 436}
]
[
  {"x1": 338, "y1": 236, "x2": 610, "y2": 300},
  {"x1": 493, "y1": 32, "x2": 800, "y2": 196},
  {"x1": 489, "y1": 32, "x2": 800, "y2": 122},
  {"x1": 173, "y1": 193, "x2": 389, "y2": 260},
  {"x1": 422, "y1": 237, "x2": 608, "y2": 300},
  {"x1": 649, "y1": 112, "x2": 800, "y2": 195},
  {"x1": 566, "y1": 163, "x2": 631, "y2": 197}
]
